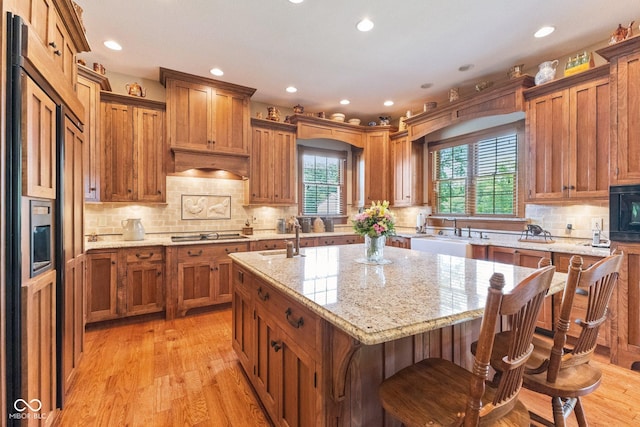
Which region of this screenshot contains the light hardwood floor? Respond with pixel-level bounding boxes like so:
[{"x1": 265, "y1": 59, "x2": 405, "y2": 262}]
[{"x1": 55, "y1": 307, "x2": 640, "y2": 427}]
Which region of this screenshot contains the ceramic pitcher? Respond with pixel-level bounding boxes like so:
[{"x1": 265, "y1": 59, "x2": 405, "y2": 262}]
[
  {"x1": 534, "y1": 60, "x2": 559, "y2": 85},
  {"x1": 121, "y1": 218, "x2": 145, "y2": 241}
]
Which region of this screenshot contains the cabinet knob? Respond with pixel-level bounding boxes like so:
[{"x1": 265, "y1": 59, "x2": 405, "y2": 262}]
[
  {"x1": 89, "y1": 187, "x2": 96, "y2": 191},
  {"x1": 157, "y1": 190, "x2": 162, "y2": 194},
  {"x1": 128, "y1": 189, "x2": 132, "y2": 193},
  {"x1": 270, "y1": 340, "x2": 282, "y2": 352},
  {"x1": 48, "y1": 41, "x2": 57, "y2": 48},
  {"x1": 257, "y1": 287, "x2": 269, "y2": 301},
  {"x1": 54, "y1": 50, "x2": 62, "y2": 56}
]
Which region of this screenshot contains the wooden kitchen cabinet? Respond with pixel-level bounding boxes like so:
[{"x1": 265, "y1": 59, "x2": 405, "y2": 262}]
[
  {"x1": 363, "y1": 129, "x2": 391, "y2": 203},
  {"x1": 247, "y1": 119, "x2": 297, "y2": 205},
  {"x1": 488, "y1": 245, "x2": 554, "y2": 331},
  {"x1": 597, "y1": 37, "x2": 640, "y2": 185},
  {"x1": 86, "y1": 251, "x2": 118, "y2": 323},
  {"x1": 233, "y1": 267, "x2": 321, "y2": 426},
  {"x1": 62, "y1": 255, "x2": 84, "y2": 396},
  {"x1": 386, "y1": 235, "x2": 411, "y2": 248},
  {"x1": 21, "y1": 269, "x2": 57, "y2": 427},
  {"x1": 77, "y1": 65, "x2": 110, "y2": 201},
  {"x1": 175, "y1": 243, "x2": 248, "y2": 316},
  {"x1": 317, "y1": 234, "x2": 363, "y2": 246},
  {"x1": 22, "y1": 75, "x2": 57, "y2": 199},
  {"x1": 390, "y1": 131, "x2": 423, "y2": 207},
  {"x1": 610, "y1": 243, "x2": 640, "y2": 368},
  {"x1": 525, "y1": 67, "x2": 610, "y2": 201},
  {"x1": 101, "y1": 93, "x2": 166, "y2": 202},
  {"x1": 123, "y1": 248, "x2": 165, "y2": 316},
  {"x1": 161, "y1": 68, "x2": 255, "y2": 155}
]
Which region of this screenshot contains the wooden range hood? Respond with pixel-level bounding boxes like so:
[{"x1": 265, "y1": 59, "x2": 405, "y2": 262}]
[{"x1": 171, "y1": 147, "x2": 250, "y2": 177}]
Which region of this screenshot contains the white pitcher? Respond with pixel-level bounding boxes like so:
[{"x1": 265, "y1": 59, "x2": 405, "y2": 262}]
[
  {"x1": 534, "y1": 60, "x2": 559, "y2": 85},
  {"x1": 121, "y1": 218, "x2": 145, "y2": 241}
]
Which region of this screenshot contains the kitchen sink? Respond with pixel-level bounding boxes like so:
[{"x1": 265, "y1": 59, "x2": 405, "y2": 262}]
[
  {"x1": 170, "y1": 233, "x2": 249, "y2": 242},
  {"x1": 411, "y1": 236, "x2": 472, "y2": 258}
]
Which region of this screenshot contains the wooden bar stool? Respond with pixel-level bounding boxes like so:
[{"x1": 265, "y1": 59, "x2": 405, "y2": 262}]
[
  {"x1": 378, "y1": 264, "x2": 556, "y2": 427},
  {"x1": 475, "y1": 252, "x2": 623, "y2": 427}
]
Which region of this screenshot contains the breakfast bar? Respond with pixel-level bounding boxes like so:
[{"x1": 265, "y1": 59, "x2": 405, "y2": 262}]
[{"x1": 229, "y1": 245, "x2": 567, "y2": 426}]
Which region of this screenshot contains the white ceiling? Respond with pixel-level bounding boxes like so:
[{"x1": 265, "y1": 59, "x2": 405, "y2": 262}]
[{"x1": 75, "y1": 0, "x2": 639, "y2": 123}]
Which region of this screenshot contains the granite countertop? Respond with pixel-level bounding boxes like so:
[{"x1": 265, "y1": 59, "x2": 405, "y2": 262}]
[{"x1": 229, "y1": 245, "x2": 567, "y2": 345}]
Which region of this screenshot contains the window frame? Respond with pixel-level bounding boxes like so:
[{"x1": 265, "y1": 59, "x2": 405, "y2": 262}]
[
  {"x1": 428, "y1": 122, "x2": 525, "y2": 218},
  {"x1": 297, "y1": 146, "x2": 348, "y2": 219}
]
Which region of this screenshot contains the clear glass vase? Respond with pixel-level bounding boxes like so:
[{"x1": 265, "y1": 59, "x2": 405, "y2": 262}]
[{"x1": 364, "y1": 235, "x2": 385, "y2": 263}]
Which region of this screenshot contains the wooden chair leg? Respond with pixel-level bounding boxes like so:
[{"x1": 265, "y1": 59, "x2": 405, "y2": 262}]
[
  {"x1": 574, "y1": 397, "x2": 588, "y2": 427},
  {"x1": 551, "y1": 397, "x2": 567, "y2": 427}
]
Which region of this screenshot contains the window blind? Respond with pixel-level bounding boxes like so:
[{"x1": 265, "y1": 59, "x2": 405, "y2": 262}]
[{"x1": 300, "y1": 148, "x2": 347, "y2": 216}]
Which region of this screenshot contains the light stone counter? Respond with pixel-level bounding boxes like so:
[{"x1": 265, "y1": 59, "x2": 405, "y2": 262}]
[{"x1": 230, "y1": 245, "x2": 567, "y2": 345}]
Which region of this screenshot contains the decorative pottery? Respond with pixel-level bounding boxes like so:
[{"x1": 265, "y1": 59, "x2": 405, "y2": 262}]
[
  {"x1": 534, "y1": 60, "x2": 559, "y2": 85},
  {"x1": 508, "y1": 64, "x2": 525, "y2": 79},
  {"x1": 423, "y1": 101, "x2": 437, "y2": 111},
  {"x1": 293, "y1": 104, "x2": 304, "y2": 114},
  {"x1": 121, "y1": 218, "x2": 145, "y2": 241},
  {"x1": 126, "y1": 82, "x2": 146, "y2": 97},
  {"x1": 267, "y1": 106, "x2": 280, "y2": 121},
  {"x1": 448, "y1": 87, "x2": 459, "y2": 102}
]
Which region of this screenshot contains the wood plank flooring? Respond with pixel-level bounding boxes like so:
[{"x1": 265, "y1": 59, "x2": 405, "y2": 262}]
[{"x1": 55, "y1": 307, "x2": 640, "y2": 426}]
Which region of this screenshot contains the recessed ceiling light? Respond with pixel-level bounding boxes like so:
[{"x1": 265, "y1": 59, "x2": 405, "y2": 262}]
[
  {"x1": 356, "y1": 18, "x2": 374, "y2": 32},
  {"x1": 458, "y1": 64, "x2": 474, "y2": 72},
  {"x1": 383, "y1": 100, "x2": 394, "y2": 107},
  {"x1": 103, "y1": 40, "x2": 122, "y2": 51},
  {"x1": 534, "y1": 26, "x2": 555, "y2": 38},
  {"x1": 286, "y1": 86, "x2": 298, "y2": 93},
  {"x1": 340, "y1": 99, "x2": 350, "y2": 105},
  {"x1": 289, "y1": 0, "x2": 304, "y2": 3},
  {"x1": 420, "y1": 83, "x2": 433, "y2": 89},
  {"x1": 210, "y1": 68, "x2": 224, "y2": 76}
]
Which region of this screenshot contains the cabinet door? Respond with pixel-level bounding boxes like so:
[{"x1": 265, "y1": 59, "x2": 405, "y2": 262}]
[
  {"x1": 254, "y1": 304, "x2": 280, "y2": 421},
  {"x1": 232, "y1": 266, "x2": 253, "y2": 371},
  {"x1": 167, "y1": 79, "x2": 212, "y2": 150},
  {"x1": 63, "y1": 116, "x2": 85, "y2": 258},
  {"x1": 213, "y1": 90, "x2": 249, "y2": 154},
  {"x1": 612, "y1": 51, "x2": 640, "y2": 184},
  {"x1": 76, "y1": 74, "x2": 101, "y2": 201},
  {"x1": 249, "y1": 127, "x2": 274, "y2": 204},
  {"x1": 51, "y1": 9, "x2": 76, "y2": 87},
  {"x1": 22, "y1": 269, "x2": 57, "y2": 424},
  {"x1": 215, "y1": 258, "x2": 233, "y2": 303},
  {"x1": 177, "y1": 252, "x2": 216, "y2": 314},
  {"x1": 273, "y1": 129, "x2": 297, "y2": 204},
  {"x1": 390, "y1": 135, "x2": 423, "y2": 207},
  {"x1": 22, "y1": 75, "x2": 57, "y2": 199},
  {"x1": 364, "y1": 131, "x2": 390, "y2": 203},
  {"x1": 86, "y1": 252, "x2": 118, "y2": 323},
  {"x1": 102, "y1": 102, "x2": 134, "y2": 201},
  {"x1": 278, "y1": 336, "x2": 318, "y2": 427},
  {"x1": 612, "y1": 243, "x2": 640, "y2": 368},
  {"x1": 569, "y1": 77, "x2": 610, "y2": 198},
  {"x1": 135, "y1": 107, "x2": 165, "y2": 202},
  {"x1": 62, "y1": 256, "x2": 84, "y2": 397},
  {"x1": 526, "y1": 91, "x2": 569, "y2": 200},
  {"x1": 126, "y1": 261, "x2": 164, "y2": 315}
]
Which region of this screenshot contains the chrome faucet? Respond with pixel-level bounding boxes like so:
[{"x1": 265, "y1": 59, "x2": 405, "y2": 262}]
[{"x1": 467, "y1": 226, "x2": 472, "y2": 238}]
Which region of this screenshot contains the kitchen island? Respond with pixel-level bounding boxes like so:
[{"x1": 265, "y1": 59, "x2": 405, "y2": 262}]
[{"x1": 229, "y1": 245, "x2": 566, "y2": 426}]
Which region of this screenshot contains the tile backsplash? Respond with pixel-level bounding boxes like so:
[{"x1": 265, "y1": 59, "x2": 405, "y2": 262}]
[{"x1": 86, "y1": 176, "x2": 609, "y2": 241}]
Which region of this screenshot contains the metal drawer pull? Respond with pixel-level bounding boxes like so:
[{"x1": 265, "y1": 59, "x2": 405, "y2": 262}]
[
  {"x1": 285, "y1": 308, "x2": 304, "y2": 328},
  {"x1": 257, "y1": 287, "x2": 269, "y2": 301},
  {"x1": 187, "y1": 249, "x2": 203, "y2": 257},
  {"x1": 135, "y1": 252, "x2": 154, "y2": 259},
  {"x1": 270, "y1": 340, "x2": 282, "y2": 352}
]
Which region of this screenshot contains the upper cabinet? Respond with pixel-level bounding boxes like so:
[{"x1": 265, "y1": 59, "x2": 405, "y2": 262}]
[
  {"x1": 160, "y1": 68, "x2": 256, "y2": 174},
  {"x1": 363, "y1": 129, "x2": 390, "y2": 203},
  {"x1": 77, "y1": 65, "x2": 111, "y2": 202},
  {"x1": 247, "y1": 119, "x2": 297, "y2": 205},
  {"x1": 524, "y1": 66, "x2": 610, "y2": 201},
  {"x1": 390, "y1": 131, "x2": 423, "y2": 207},
  {"x1": 597, "y1": 36, "x2": 640, "y2": 185},
  {"x1": 101, "y1": 92, "x2": 166, "y2": 202}
]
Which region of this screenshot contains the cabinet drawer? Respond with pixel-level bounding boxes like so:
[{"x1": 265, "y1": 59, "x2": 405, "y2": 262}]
[
  {"x1": 124, "y1": 247, "x2": 164, "y2": 263},
  {"x1": 252, "y1": 239, "x2": 288, "y2": 251},
  {"x1": 553, "y1": 252, "x2": 603, "y2": 272},
  {"x1": 254, "y1": 280, "x2": 319, "y2": 352},
  {"x1": 177, "y1": 243, "x2": 248, "y2": 262}
]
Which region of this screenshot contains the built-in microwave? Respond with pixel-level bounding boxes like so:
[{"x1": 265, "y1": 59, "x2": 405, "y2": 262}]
[
  {"x1": 30, "y1": 199, "x2": 53, "y2": 277},
  {"x1": 610, "y1": 184, "x2": 640, "y2": 242}
]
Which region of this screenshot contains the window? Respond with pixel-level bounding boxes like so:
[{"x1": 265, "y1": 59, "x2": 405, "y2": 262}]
[
  {"x1": 431, "y1": 125, "x2": 520, "y2": 216},
  {"x1": 299, "y1": 147, "x2": 347, "y2": 216}
]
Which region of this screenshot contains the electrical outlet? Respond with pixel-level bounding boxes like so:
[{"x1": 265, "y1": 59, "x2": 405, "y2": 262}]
[
  {"x1": 566, "y1": 217, "x2": 575, "y2": 230},
  {"x1": 591, "y1": 217, "x2": 603, "y2": 230}
]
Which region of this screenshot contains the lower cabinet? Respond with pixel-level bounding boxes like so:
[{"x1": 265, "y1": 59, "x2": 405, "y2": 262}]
[
  {"x1": 22, "y1": 269, "x2": 57, "y2": 427},
  {"x1": 174, "y1": 243, "x2": 248, "y2": 316},
  {"x1": 232, "y1": 264, "x2": 321, "y2": 426},
  {"x1": 487, "y1": 245, "x2": 553, "y2": 331},
  {"x1": 86, "y1": 247, "x2": 164, "y2": 323},
  {"x1": 317, "y1": 235, "x2": 363, "y2": 246},
  {"x1": 386, "y1": 236, "x2": 411, "y2": 248},
  {"x1": 62, "y1": 255, "x2": 85, "y2": 397}
]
